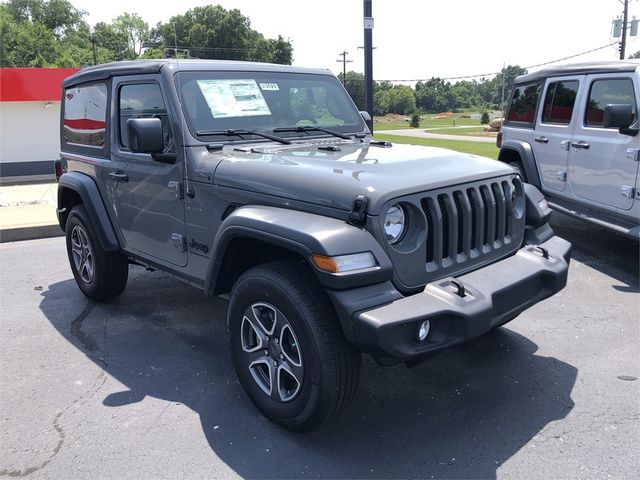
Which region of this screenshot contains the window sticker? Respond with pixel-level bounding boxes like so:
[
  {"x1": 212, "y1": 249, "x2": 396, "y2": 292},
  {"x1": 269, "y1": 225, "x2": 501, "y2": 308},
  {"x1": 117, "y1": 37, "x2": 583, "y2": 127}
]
[
  {"x1": 196, "y1": 79, "x2": 271, "y2": 118},
  {"x1": 259, "y1": 83, "x2": 280, "y2": 91}
]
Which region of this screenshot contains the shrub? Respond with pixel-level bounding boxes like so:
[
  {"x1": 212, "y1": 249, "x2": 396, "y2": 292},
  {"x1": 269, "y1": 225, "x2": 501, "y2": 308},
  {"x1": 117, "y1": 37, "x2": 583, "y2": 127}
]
[
  {"x1": 410, "y1": 112, "x2": 421, "y2": 128},
  {"x1": 480, "y1": 111, "x2": 490, "y2": 124}
]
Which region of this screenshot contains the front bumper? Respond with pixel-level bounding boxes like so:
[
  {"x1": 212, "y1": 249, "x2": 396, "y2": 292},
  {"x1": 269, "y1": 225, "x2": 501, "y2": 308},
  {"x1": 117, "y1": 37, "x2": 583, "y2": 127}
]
[{"x1": 342, "y1": 235, "x2": 571, "y2": 363}]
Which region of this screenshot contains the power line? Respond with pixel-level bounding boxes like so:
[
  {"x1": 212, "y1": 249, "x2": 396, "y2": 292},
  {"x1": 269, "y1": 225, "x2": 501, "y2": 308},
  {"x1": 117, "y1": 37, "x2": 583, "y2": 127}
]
[{"x1": 376, "y1": 42, "x2": 620, "y2": 82}]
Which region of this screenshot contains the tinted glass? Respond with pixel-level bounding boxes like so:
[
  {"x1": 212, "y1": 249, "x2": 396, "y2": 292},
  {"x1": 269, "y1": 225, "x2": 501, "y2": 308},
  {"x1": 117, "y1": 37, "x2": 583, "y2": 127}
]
[
  {"x1": 63, "y1": 84, "x2": 107, "y2": 147},
  {"x1": 119, "y1": 83, "x2": 174, "y2": 152},
  {"x1": 585, "y1": 78, "x2": 637, "y2": 127},
  {"x1": 178, "y1": 71, "x2": 364, "y2": 140},
  {"x1": 506, "y1": 83, "x2": 540, "y2": 125},
  {"x1": 542, "y1": 81, "x2": 579, "y2": 124}
]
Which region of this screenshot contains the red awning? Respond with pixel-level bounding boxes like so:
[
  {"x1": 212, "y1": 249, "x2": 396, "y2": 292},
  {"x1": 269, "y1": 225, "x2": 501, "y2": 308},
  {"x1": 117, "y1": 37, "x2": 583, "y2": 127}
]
[{"x1": 0, "y1": 68, "x2": 80, "y2": 102}]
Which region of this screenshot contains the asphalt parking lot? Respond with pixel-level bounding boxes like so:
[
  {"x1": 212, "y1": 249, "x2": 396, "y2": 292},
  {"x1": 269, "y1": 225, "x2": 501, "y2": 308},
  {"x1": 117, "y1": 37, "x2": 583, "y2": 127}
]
[{"x1": 1, "y1": 214, "x2": 638, "y2": 479}]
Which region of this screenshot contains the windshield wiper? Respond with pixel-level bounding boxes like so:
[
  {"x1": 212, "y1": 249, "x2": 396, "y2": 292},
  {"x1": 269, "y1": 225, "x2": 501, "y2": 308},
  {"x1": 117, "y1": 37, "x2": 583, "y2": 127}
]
[
  {"x1": 195, "y1": 129, "x2": 291, "y2": 145},
  {"x1": 273, "y1": 126, "x2": 353, "y2": 140}
]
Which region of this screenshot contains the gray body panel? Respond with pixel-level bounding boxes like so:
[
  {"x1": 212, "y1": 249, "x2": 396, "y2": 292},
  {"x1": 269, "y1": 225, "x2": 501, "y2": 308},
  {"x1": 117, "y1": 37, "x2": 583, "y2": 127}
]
[{"x1": 212, "y1": 141, "x2": 514, "y2": 214}]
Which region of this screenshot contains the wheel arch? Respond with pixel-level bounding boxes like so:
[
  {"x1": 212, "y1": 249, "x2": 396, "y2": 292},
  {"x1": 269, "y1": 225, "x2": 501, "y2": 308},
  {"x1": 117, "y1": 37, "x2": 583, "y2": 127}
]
[
  {"x1": 204, "y1": 206, "x2": 393, "y2": 297},
  {"x1": 57, "y1": 172, "x2": 120, "y2": 251},
  {"x1": 498, "y1": 140, "x2": 542, "y2": 188}
]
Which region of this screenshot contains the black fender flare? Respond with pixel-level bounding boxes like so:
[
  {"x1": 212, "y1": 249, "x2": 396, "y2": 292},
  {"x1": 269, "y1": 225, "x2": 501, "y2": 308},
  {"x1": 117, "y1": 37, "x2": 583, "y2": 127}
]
[
  {"x1": 499, "y1": 140, "x2": 542, "y2": 188},
  {"x1": 204, "y1": 205, "x2": 393, "y2": 295},
  {"x1": 57, "y1": 172, "x2": 120, "y2": 251}
]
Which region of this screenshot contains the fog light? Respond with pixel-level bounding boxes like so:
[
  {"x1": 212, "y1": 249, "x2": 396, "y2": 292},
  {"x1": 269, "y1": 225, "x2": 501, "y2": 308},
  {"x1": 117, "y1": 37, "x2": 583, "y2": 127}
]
[{"x1": 417, "y1": 320, "x2": 431, "y2": 342}]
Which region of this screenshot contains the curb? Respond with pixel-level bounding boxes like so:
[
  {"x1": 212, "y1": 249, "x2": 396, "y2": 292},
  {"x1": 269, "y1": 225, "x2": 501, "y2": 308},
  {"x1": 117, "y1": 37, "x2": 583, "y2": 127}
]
[{"x1": 0, "y1": 224, "x2": 64, "y2": 243}]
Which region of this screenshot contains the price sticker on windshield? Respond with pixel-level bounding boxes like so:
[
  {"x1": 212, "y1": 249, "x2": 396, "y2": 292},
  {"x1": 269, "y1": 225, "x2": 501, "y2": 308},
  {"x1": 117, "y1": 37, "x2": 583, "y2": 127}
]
[{"x1": 259, "y1": 83, "x2": 280, "y2": 91}]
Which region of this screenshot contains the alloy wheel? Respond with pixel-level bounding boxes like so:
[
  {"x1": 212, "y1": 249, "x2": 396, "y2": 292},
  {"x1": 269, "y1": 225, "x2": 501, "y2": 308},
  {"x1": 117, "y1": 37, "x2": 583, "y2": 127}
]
[{"x1": 240, "y1": 302, "x2": 303, "y2": 402}]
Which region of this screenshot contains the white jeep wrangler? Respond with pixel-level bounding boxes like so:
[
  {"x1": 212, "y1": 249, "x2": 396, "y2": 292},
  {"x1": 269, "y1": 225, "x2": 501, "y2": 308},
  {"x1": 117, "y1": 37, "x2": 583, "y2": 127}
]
[{"x1": 498, "y1": 61, "x2": 640, "y2": 239}]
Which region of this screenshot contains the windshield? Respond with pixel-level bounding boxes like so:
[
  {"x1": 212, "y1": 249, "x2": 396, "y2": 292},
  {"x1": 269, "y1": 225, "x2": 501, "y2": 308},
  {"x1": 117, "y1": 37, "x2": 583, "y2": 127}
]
[{"x1": 177, "y1": 71, "x2": 366, "y2": 140}]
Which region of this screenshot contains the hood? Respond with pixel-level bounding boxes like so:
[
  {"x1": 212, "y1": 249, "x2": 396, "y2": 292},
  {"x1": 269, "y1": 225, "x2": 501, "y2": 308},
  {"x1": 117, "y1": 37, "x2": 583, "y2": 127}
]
[{"x1": 212, "y1": 139, "x2": 513, "y2": 213}]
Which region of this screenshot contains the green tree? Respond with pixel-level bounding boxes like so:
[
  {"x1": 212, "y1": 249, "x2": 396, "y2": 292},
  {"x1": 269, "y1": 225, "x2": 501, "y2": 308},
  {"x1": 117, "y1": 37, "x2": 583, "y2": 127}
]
[
  {"x1": 152, "y1": 5, "x2": 292, "y2": 64},
  {"x1": 92, "y1": 21, "x2": 130, "y2": 61},
  {"x1": 629, "y1": 50, "x2": 640, "y2": 59},
  {"x1": 1, "y1": 2, "x2": 61, "y2": 66},
  {"x1": 113, "y1": 12, "x2": 149, "y2": 57},
  {"x1": 480, "y1": 111, "x2": 490, "y2": 124},
  {"x1": 415, "y1": 78, "x2": 455, "y2": 113},
  {"x1": 338, "y1": 71, "x2": 365, "y2": 110}
]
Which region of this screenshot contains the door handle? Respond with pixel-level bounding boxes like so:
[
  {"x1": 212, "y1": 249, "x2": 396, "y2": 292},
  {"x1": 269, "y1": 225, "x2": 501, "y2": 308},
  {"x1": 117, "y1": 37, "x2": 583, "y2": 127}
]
[
  {"x1": 570, "y1": 141, "x2": 590, "y2": 150},
  {"x1": 109, "y1": 171, "x2": 129, "y2": 182},
  {"x1": 534, "y1": 136, "x2": 549, "y2": 143}
]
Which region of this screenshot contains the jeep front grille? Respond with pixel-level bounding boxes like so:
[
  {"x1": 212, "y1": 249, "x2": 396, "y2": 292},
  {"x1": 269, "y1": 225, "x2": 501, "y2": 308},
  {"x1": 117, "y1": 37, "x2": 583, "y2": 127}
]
[{"x1": 420, "y1": 180, "x2": 516, "y2": 272}]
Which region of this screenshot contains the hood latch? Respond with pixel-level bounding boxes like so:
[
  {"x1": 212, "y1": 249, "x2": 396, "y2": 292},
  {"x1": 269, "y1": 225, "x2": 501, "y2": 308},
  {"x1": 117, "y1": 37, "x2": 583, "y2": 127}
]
[{"x1": 348, "y1": 195, "x2": 368, "y2": 226}]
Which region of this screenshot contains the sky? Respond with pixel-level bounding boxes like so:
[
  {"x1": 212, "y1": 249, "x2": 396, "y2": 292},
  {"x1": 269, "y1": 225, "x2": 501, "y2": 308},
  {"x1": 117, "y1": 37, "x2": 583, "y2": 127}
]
[{"x1": 71, "y1": 0, "x2": 640, "y2": 83}]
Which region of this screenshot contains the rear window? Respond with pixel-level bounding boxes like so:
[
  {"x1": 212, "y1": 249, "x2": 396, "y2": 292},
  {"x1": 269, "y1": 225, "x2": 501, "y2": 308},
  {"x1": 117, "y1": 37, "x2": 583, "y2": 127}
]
[
  {"x1": 585, "y1": 78, "x2": 637, "y2": 127},
  {"x1": 506, "y1": 83, "x2": 540, "y2": 126},
  {"x1": 541, "y1": 80, "x2": 579, "y2": 125},
  {"x1": 63, "y1": 84, "x2": 107, "y2": 148}
]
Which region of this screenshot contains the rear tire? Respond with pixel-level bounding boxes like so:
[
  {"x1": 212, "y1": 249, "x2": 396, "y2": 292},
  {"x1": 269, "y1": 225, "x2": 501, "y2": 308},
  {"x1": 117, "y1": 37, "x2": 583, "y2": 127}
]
[
  {"x1": 65, "y1": 205, "x2": 128, "y2": 301},
  {"x1": 228, "y1": 260, "x2": 360, "y2": 432}
]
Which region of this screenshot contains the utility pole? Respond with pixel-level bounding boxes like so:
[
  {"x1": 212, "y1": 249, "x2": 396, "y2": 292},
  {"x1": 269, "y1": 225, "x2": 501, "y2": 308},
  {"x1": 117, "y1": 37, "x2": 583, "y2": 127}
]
[
  {"x1": 336, "y1": 51, "x2": 353, "y2": 85},
  {"x1": 500, "y1": 62, "x2": 506, "y2": 115},
  {"x1": 621, "y1": 0, "x2": 629, "y2": 60},
  {"x1": 90, "y1": 35, "x2": 97, "y2": 65},
  {"x1": 363, "y1": 0, "x2": 374, "y2": 129}
]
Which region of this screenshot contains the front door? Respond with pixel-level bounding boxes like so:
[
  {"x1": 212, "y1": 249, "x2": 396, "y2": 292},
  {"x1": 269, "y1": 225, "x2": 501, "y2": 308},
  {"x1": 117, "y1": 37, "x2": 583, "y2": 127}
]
[
  {"x1": 107, "y1": 76, "x2": 187, "y2": 266},
  {"x1": 568, "y1": 74, "x2": 640, "y2": 211},
  {"x1": 533, "y1": 76, "x2": 582, "y2": 192}
]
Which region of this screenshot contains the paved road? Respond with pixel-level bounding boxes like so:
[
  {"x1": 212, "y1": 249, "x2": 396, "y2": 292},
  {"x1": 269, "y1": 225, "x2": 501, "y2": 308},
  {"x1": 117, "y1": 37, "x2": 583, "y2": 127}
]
[
  {"x1": 1, "y1": 215, "x2": 638, "y2": 479},
  {"x1": 379, "y1": 129, "x2": 497, "y2": 143}
]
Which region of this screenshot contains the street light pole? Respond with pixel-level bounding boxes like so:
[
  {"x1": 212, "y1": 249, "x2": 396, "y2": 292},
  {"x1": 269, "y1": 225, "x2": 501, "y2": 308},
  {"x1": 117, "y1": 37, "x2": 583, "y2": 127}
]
[{"x1": 363, "y1": 0, "x2": 374, "y2": 128}]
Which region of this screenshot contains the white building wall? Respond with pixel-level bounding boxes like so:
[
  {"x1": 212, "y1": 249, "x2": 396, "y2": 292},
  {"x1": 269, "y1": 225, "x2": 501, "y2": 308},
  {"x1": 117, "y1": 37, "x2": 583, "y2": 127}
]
[{"x1": 0, "y1": 101, "x2": 61, "y2": 179}]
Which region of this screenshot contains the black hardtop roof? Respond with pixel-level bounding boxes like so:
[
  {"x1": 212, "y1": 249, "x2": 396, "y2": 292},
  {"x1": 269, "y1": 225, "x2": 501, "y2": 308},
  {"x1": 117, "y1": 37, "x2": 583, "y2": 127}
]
[
  {"x1": 62, "y1": 59, "x2": 333, "y2": 88},
  {"x1": 514, "y1": 60, "x2": 640, "y2": 84}
]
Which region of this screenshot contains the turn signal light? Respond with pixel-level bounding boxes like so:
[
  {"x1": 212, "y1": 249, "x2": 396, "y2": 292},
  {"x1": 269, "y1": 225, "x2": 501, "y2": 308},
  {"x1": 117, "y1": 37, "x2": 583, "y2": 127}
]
[{"x1": 311, "y1": 252, "x2": 376, "y2": 273}]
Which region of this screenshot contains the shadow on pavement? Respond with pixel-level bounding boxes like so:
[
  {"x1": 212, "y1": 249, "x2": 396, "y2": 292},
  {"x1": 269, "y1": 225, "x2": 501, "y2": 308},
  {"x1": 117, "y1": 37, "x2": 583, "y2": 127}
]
[
  {"x1": 549, "y1": 213, "x2": 639, "y2": 293},
  {"x1": 40, "y1": 267, "x2": 577, "y2": 479}
]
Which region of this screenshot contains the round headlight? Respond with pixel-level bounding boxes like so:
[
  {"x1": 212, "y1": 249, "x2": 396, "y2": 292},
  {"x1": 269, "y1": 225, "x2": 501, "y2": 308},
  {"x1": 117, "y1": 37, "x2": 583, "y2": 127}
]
[{"x1": 384, "y1": 205, "x2": 406, "y2": 244}]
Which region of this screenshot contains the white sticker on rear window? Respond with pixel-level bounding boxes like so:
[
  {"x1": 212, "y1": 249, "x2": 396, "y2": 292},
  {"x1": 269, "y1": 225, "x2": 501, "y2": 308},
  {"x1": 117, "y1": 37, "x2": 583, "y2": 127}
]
[
  {"x1": 259, "y1": 83, "x2": 279, "y2": 91},
  {"x1": 196, "y1": 79, "x2": 271, "y2": 118}
]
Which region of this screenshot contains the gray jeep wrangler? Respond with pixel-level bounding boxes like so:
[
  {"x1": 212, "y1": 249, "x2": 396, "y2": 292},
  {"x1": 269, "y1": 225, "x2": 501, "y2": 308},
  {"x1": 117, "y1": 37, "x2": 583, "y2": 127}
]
[{"x1": 56, "y1": 60, "x2": 571, "y2": 432}]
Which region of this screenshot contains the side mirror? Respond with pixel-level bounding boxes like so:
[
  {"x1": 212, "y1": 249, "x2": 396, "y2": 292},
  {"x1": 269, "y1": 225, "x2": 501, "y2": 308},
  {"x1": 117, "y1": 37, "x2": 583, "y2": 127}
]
[
  {"x1": 603, "y1": 104, "x2": 633, "y2": 128},
  {"x1": 360, "y1": 110, "x2": 373, "y2": 133},
  {"x1": 127, "y1": 118, "x2": 164, "y2": 153}
]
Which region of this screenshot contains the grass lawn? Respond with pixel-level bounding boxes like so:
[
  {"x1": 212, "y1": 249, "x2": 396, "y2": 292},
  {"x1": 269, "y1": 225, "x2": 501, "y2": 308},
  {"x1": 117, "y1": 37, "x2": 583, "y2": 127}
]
[
  {"x1": 374, "y1": 114, "x2": 482, "y2": 131},
  {"x1": 373, "y1": 133, "x2": 500, "y2": 159}
]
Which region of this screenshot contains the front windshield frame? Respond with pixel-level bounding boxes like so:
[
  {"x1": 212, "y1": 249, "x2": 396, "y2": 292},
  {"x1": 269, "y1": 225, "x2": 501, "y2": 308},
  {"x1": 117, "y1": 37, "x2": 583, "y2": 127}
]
[{"x1": 174, "y1": 70, "x2": 367, "y2": 142}]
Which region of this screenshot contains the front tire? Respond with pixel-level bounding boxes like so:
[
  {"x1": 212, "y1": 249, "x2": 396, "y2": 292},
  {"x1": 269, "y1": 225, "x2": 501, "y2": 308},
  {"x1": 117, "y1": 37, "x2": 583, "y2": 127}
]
[
  {"x1": 65, "y1": 205, "x2": 128, "y2": 301},
  {"x1": 228, "y1": 261, "x2": 360, "y2": 432},
  {"x1": 509, "y1": 161, "x2": 527, "y2": 182}
]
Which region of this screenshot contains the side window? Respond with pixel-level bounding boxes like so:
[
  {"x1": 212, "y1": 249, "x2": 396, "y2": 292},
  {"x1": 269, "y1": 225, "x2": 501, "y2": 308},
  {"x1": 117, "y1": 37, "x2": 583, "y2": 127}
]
[
  {"x1": 119, "y1": 83, "x2": 174, "y2": 152},
  {"x1": 541, "y1": 80, "x2": 579, "y2": 125},
  {"x1": 63, "y1": 84, "x2": 107, "y2": 148},
  {"x1": 585, "y1": 78, "x2": 637, "y2": 127},
  {"x1": 506, "y1": 83, "x2": 541, "y2": 126}
]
